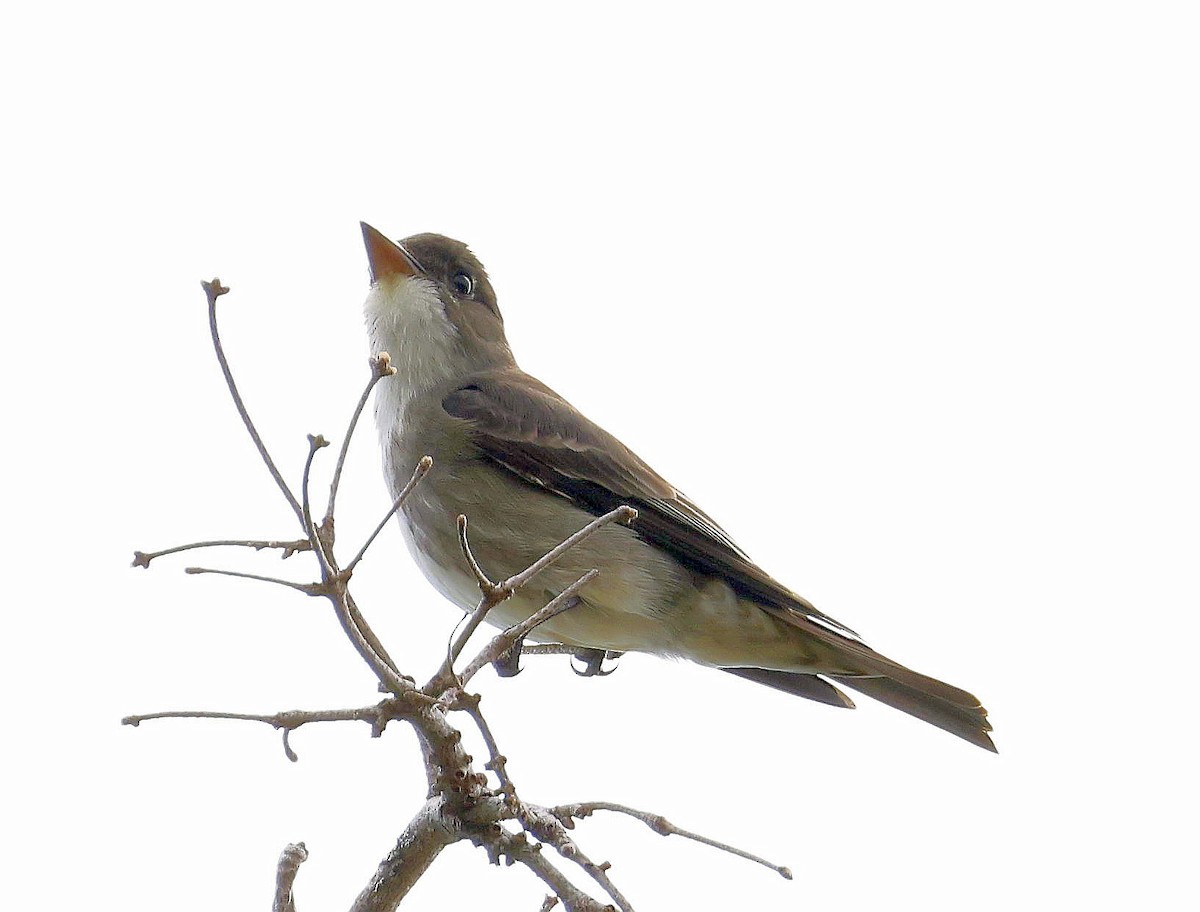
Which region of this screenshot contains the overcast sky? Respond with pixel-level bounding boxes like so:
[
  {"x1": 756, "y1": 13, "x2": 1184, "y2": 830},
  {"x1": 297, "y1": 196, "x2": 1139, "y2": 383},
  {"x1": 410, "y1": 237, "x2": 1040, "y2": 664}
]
[{"x1": 3, "y1": 3, "x2": 1197, "y2": 910}]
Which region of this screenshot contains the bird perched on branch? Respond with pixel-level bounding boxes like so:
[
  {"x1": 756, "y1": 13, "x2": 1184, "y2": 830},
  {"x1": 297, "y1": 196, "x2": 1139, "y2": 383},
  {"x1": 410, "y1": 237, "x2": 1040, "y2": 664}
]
[{"x1": 361, "y1": 223, "x2": 995, "y2": 752}]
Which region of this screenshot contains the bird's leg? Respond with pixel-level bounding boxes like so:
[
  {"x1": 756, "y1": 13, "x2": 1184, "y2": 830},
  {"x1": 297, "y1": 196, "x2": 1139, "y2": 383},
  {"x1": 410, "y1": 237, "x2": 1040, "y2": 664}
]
[
  {"x1": 572, "y1": 648, "x2": 623, "y2": 677},
  {"x1": 497, "y1": 593, "x2": 587, "y2": 677}
]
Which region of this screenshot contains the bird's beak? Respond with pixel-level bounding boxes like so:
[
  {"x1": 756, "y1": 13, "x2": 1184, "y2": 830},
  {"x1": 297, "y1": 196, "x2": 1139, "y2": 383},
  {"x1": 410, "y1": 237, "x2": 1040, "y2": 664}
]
[{"x1": 361, "y1": 222, "x2": 422, "y2": 284}]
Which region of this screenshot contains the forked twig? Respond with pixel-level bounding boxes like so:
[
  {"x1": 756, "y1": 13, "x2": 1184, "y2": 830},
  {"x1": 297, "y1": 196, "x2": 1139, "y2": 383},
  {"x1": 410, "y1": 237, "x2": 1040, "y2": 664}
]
[
  {"x1": 452, "y1": 570, "x2": 598, "y2": 690},
  {"x1": 122, "y1": 701, "x2": 412, "y2": 762},
  {"x1": 456, "y1": 692, "x2": 515, "y2": 795},
  {"x1": 434, "y1": 505, "x2": 635, "y2": 691},
  {"x1": 493, "y1": 831, "x2": 611, "y2": 912},
  {"x1": 520, "y1": 803, "x2": 633, "y2": 911}
]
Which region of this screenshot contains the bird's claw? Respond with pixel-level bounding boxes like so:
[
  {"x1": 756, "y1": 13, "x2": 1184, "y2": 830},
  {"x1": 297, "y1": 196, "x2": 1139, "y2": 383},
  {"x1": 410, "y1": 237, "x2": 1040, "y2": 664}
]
[
  {"x1": 493, "y1": 635, "x2": 526, "y2": 677},
  {"x1": 571, "y1": 648, "x2": 623, "y2": 677}
]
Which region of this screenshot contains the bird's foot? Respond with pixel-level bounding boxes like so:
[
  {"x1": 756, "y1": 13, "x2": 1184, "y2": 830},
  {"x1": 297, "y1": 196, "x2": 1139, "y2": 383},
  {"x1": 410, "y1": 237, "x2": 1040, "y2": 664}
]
[
  {"x1": 493, "y1": 634, "x2": 527, "y2": 677},
  {"x1": 571, "y1": 648, "x2": 623, "y2": 677}
]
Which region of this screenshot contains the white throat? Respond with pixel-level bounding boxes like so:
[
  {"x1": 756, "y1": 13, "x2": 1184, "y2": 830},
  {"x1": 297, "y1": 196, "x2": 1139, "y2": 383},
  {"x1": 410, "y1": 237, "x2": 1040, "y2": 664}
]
[{"x1": 364, "y1": 275, "x2": 461, "y2": 436}]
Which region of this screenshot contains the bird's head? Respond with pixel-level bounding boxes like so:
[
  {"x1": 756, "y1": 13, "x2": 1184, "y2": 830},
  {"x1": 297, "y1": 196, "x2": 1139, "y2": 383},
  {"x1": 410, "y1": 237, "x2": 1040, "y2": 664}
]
[{"x1": 361, "y1": 223, "x2": 514, "y2": 392}]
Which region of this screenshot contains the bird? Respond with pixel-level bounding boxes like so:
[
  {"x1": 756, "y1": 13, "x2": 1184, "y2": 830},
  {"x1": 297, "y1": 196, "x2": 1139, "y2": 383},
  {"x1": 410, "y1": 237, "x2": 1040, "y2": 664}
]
[{"x1": 360, "y1": 222, "x2": 995, "y2": 752}]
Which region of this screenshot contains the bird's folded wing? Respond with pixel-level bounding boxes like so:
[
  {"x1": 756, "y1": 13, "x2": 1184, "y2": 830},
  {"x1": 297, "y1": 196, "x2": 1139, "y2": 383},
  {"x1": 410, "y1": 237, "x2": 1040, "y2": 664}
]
[{"x1": 441, "y1": 370, "x2": 859, "y2": 639}]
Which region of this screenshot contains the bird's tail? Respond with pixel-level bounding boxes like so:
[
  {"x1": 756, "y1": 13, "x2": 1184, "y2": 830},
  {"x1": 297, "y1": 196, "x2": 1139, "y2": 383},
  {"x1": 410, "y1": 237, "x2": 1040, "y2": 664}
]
[
  {"x1": 726, "y1": 656, "x2": 995, "y2": 752},
  {"x1": 726, "y1": 596, "x2": 998, "y2": 751},
  {"x1": 830, "y1": 668, "x2": 995, "y2": 752}
]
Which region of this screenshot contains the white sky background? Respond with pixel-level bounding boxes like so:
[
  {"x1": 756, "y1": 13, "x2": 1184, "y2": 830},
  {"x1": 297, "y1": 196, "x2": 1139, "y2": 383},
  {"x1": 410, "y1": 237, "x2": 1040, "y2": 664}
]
[{"x1": 2, "y1": 2, "x2": 1197, "y2": 909}]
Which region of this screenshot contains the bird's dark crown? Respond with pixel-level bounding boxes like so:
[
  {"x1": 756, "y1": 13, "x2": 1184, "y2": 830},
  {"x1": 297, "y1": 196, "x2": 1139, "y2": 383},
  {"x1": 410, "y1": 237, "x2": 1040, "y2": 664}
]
[{"x1": 400, "y1": 233, "x2": 499, "y2": 317}]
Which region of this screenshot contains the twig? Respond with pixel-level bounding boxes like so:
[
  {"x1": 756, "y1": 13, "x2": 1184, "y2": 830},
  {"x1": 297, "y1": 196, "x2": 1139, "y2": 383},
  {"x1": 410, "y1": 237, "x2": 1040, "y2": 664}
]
[
  {"x1": 325, "y1": 582, "x2": 413, "y2": 696},
  {"x1": 520, "y1": 805, "x2": 632, "y2": 912},
  {"x1": 343, "y1": 456, "x2": 434, "y2": 576},
  {"x1": 497, "y1": 507, "x2": 634, "y2": 596},
  {"x1": 344, "y1": 590, "x2": 406, "y2": 685},
  {"x1": 495, "y1": 831, "x2": 612, "y2": 912},
  {"x1": 552, "y1": 802, "x2": 792, "y2": 881},
  {"x1": 455, "y1": 692, "x2": 514, "y2": 795},
  {"x1": 132, "y1": 539, "x2": 312, "y2": 568},
  {"x1": 328, "y1": 457, "x2": 434, "y2": 691},
  {"x1": 172, "y1": 563, "x2": 407, "y2": 693},
  {"x1": 518, "y1": 644, "x2": 584, "y2": 657},
  {"x1": 452, "y1": 571, "x2": 598, "y2": 690},
  {"x1": 202, "y1": 279, "x2": 304, "y2": 527},
  {"x1": 437, "y1": 592, "x2": 492, "y2": 694},
  {"x1": 457, "y1": 514, "x2": 494, "y2": 590},
  {"x1": 430, "y1": 506, "x2": 633, "y2": 693},
  {"x1": 121, "y1": 703, "x2": 406, "y2": 762},
  {"x1": 429, "y1": 517, "x2": 502, "y2": 692},
  {"x1": 517, "y1": 644, "x2": 624, "y2": 676},
  {"x1": 539, "y1": 897, "x2": 560, "y2": 912},
  {"x1": 273, "y1": 842, "x2": 308, "y2": 912},
  {"x1": 133, "y1": 283, "x2": 795, "y2": 912},
  {"x1": 184, "y1": 566, "x2": 321, "y2": 595},
  {"x1": 326, "y1": 352, "x2": 396, "y2": 524},
  {"x1": 301, "y1": 434, "x2": 333, "y2": 575}
]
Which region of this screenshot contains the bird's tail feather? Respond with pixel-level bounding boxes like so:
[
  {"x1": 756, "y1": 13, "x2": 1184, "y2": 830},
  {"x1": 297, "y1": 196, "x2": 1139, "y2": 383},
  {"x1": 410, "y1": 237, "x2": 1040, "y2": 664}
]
[
  {"x1": 725, "y1": 650, "x2": 995, "y2": 752},
  {"x1": 832, "y1": 672, "x2": 996, "y2": 752},
  {"x1": 723, "y1": 667, "x2": 856, "y2": 708},
  {"x1": 748, "y1": 603, "x2": 996, "y2": 751}
]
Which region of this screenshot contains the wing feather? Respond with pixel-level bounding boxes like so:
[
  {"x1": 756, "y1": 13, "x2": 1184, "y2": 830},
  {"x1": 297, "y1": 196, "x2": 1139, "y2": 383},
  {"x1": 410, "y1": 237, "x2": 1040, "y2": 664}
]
[{"x1": 442, "y1": 370, "x2": 859, "y2": 638}]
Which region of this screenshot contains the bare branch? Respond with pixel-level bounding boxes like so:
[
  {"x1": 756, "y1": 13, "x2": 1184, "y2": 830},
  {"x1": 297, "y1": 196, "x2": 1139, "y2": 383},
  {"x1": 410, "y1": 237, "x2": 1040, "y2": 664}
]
[
  {"x1": 497, "y1": 506, "x2": 634, "y2": 596},
  {"x1": 132, "y1": 539, "x2": 312, "y2": 568},
  {"x1": 456, "y1": 692, "x2": 514, "y2": 795},
  {"x1": 552, "y1": 802, "x2": 792, "y2": 881},
  {"x1": 301, "y1": 434, "x2": 330, "y2": 531},
  {"x1": 273, "y1": 842, "x2": 308, "y2": 912},
  {"x1": 344, "y1": 590, "x2": 406, "y2": 685},
  {"x1": 518, "y1": 643, "x2": 583, "y2": 657},
  {"x1": 430, "y1": 507, "x2": 632, "y2": 693},
  {"x1": 496, "y1": 831, "x2": 613, "y2": 912},
  {"x1": 343, "y1": 456, "x2": 433, "y2": 575},
  {"x1": 451, "y1": 592, "x2": 493, "y2": 666},
  {"x1": 326, "y1": 584, "x2": 414, "y2": 696},
  {"x1": 121, "y1": 702, "x2": 407, "y2": 762},
  {"x1": 348, "y1": 797, "x2": 460, "y2": 912},
  {"x1": 203, "y1": 279, "x2": 305, "y2": 527},
  {"x1": 131, "y1": 284, "x2": 795, "y2": 912},
  {"x1": 520, "y1": 805, "x2": 632, "y2": 912},
  {"x1": 424, "y1": 517, "x2": 504, "y2": 694},
  {"x1": 513, "y1": 645, "x2": 624, "y2": 679},
  {"x1": 453, "y1": 571, "x2": 598, "y2": 690},
  {"x1": 326, "y1": 352, "x2": 396, "y2": 524},
  {"x1": 183, "y1": 566, "x2": 321, "y2": 596},
  {"x1": 457, "y1": 514, "x2": 494, "y2": 590},
  {"x1": 301, "y1": 434, "x2": 333, "y2": 575}
]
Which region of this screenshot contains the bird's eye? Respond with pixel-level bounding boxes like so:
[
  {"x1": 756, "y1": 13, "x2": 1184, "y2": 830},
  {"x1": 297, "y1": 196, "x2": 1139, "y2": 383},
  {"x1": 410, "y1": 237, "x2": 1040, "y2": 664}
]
[{"x1": 452, "y1": 272, "x2": 474, "y2": 296}]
